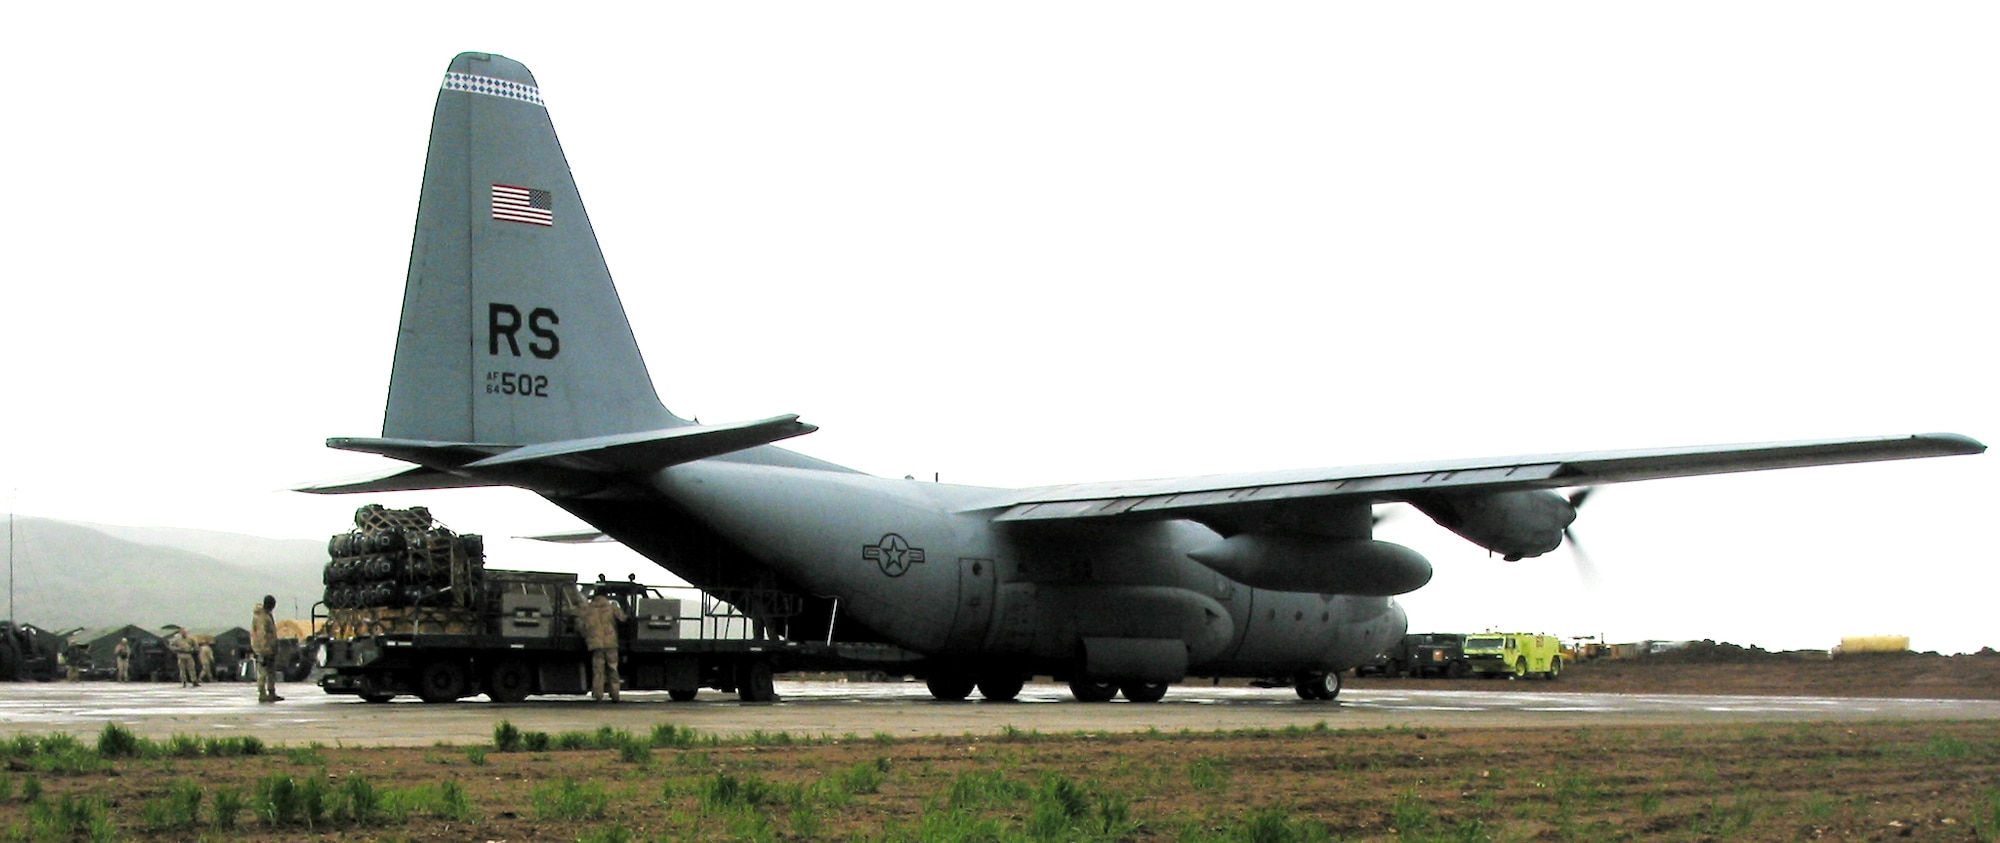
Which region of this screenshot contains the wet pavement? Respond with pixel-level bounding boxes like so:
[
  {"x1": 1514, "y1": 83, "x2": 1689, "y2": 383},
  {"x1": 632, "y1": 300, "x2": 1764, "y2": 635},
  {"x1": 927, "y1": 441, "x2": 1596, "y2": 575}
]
[{"x1": 3, "y1": 680, "x2": 1994, "y2": 746}]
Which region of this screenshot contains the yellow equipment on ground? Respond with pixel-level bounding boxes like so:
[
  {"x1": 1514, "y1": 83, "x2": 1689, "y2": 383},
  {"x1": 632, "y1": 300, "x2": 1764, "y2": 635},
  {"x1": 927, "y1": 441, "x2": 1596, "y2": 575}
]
[{"x1": 1464, "y1": 632, "x2": 1565, "y2": 679}]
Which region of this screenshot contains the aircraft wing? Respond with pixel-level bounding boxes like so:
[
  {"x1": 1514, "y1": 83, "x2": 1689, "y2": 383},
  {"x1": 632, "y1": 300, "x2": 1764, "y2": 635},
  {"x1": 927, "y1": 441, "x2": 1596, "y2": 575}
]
[{"x1": 985, "y1": 432, "x2": 1984, "y2": 523}]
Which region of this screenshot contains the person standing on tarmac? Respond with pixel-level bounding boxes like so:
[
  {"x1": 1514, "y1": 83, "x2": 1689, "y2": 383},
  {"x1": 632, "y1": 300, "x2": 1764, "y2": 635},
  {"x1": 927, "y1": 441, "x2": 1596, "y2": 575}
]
[
  {"x1": 169, "y1": 629, "x2": 198, "y2": 687},
  {"x1": 114, "y1": 638, "x2": 131, "y2": 682},
  {"x1": 252, "y1": 595, "x2": 283, "y2": 703},
  {"x1": 578, "y1": 591, "x2": 627, "y2": 702},
  {"x1": 197, "y1": 638, "x2": 215, "y2": 684}
]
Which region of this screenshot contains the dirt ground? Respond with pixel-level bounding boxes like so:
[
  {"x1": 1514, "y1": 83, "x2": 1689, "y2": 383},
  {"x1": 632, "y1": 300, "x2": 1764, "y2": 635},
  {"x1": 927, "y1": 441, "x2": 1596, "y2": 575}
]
[
  {"x1": 1349, "y1": 643, "x2": 2000, "y2": 700},
  {"x1": 4, "y1": 647, "x2": 2000, "y2": 841},
  {"x1": 5, "y1": 718, "x2": 1998, "y2": 841}
]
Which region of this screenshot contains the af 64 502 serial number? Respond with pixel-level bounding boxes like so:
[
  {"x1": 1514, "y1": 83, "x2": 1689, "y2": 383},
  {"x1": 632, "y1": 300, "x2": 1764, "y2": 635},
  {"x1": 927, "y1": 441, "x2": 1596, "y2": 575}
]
[{"x1": 485, "y1": 371, "x2": 550, "y2": 397}]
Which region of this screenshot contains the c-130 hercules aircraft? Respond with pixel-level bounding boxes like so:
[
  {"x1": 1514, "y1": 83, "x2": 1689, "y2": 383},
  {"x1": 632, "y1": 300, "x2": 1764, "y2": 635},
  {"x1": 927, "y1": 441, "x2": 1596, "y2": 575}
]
[{"x1": 304, "y1": 53, "x2": 1983, "y2": 704}]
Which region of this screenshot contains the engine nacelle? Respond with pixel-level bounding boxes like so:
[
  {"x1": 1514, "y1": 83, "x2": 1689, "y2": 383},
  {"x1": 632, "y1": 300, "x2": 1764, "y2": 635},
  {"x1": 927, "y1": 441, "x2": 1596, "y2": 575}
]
[
  {"x1": 1186, "y1": 532, "x2": 1434, "y2": 596},
  {"x1": 1409, "y1": 489, "x2": 1574, "y2": 560}
]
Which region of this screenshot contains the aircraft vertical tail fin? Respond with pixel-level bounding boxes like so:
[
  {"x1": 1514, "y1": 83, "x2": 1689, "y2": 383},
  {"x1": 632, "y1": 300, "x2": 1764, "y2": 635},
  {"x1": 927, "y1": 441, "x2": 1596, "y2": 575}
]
[{"x1": 385, "y1": 52, "x2": 682, "y2": 446}]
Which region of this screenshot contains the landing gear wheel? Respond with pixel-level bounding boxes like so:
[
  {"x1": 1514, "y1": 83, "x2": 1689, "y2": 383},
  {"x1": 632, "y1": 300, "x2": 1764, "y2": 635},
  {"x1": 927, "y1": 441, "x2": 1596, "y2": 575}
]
[
  {"x1": 669, "y1": 688, "x2": 699, "y2": 702},
  {"x1": 485, "y1": 659, "x2": 532, "y2": 703},
  {"x1": 1068, "y1": 678, "x2": 1118, "y2": 703},
  {"x1": 736, "y1": 660, "x2": 776, "y2": 703},
  {"x1": 926, "y1": 673, "x2": 976, "y2": 701},
  {"x1": 977, "y1": 674, "x2": 1025, "y2": 702},
  {"x1": 1119, "y1": 681, "x2": 1169, "y2": 703},
  {"x1": 416, "y1": 660, "x2": 469, "y2": 704},
  {"x1": 1294, "y1": 671, "x2": 1341, "y2": 701}
]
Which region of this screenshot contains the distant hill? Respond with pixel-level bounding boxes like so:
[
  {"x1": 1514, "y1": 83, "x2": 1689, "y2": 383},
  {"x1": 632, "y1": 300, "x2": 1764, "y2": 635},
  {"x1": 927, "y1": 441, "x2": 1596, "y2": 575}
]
[{"x1": 1, "y1": 517, "x2": 327, "y2": 631}]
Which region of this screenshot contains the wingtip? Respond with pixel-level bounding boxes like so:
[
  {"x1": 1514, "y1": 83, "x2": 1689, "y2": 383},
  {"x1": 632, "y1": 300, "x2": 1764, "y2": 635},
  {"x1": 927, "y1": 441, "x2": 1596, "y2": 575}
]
[{"x1": 1916, "y1": 432, "x2": 1987, "y2": 455}]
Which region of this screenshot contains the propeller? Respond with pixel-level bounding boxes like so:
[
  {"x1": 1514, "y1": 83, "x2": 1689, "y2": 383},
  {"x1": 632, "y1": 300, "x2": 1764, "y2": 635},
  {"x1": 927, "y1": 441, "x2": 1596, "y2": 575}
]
[{"x1": 1563, "y1": 487, "x2": 1603, "y2": 590}]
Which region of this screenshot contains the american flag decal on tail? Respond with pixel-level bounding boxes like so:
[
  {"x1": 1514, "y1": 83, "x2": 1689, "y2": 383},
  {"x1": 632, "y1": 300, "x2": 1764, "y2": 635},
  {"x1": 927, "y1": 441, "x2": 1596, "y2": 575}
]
[{"x1": 491, "y1": 184, "x2": 554, "y2": 226}]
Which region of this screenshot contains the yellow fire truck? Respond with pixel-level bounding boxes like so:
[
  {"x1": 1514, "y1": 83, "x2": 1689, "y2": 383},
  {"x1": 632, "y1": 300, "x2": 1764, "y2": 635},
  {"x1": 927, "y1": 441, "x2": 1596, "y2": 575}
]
[{"x1": 1463, "y1": 632, "x2": 1564, "y2": 680}]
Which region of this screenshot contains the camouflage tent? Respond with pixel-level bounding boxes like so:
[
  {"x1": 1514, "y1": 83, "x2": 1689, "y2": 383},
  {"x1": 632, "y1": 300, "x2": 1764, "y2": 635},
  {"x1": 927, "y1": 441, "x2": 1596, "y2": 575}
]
[
  {"x1": 75, "y1": 625, "x2": 166, "y2": 680},
  {"x1": 189, "y1": 626, "x2": 252, "y2": 680}
]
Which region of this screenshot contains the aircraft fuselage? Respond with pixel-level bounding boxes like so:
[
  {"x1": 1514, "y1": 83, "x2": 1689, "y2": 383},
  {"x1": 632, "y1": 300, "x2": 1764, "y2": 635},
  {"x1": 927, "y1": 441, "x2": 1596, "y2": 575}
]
[{"x1": 632, "y1": 459, "x2": 1406, "y2": 680}]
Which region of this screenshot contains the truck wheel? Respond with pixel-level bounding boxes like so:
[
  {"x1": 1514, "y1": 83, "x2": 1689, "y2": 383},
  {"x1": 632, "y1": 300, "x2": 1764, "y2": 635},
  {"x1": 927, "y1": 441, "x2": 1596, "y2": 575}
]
[
  {"x1": 1547, "y1": 657, "x2": 1562, "y2": 680},
  {"x1": 359, "y1": 692, "x2": 396, "y2": 704},
  {"x1": 416, "y1": 660, "x2": 469, "y2": 704},
  {"x1": 736, "y1": 660, "x2": 776, "y2": 703},
  {"x1": 669, "y1": 688, "x2": 698, "y2": 702},
  {"x1": 1068, "y1": 678, "x2": 1118, "y2": 703},
  {"x1": 486, "y1": 660, "x2": 532, "y2": 703},
  {"x1": 1447, "y1": 661, "x2": 1469, "y2": 679},
  {"x1": 925, "y1": 672, "x2": 975, "y2": 701},
  {"x1": 1512, "y1": 658, "x2": 1528, "y2": 680},
  {"x1": 976, "y1": 673, "x2": 1025, "y2": 702}
]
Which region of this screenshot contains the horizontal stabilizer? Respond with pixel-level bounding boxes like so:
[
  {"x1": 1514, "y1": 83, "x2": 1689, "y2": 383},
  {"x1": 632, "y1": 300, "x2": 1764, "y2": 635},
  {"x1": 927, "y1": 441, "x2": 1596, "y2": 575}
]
[
  {"x1": 306, "y1": 415, "x2": 816, "y2": 496},
  {"x1": 465, "y1": 415, "x2": 815, "y2": 473},
  {"x1": 521, "y1": 530, "x2": 615, "y2": 544},
  {"x1": 294, "y1": 465, "x2": 499, "y2": 495}
]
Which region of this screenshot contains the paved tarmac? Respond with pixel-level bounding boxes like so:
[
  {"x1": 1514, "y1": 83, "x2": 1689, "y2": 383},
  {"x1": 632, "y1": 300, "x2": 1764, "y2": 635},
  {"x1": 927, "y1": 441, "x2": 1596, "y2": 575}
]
[{"x1": 5, "y1": 680, "x2": 1996, "y2": 746}]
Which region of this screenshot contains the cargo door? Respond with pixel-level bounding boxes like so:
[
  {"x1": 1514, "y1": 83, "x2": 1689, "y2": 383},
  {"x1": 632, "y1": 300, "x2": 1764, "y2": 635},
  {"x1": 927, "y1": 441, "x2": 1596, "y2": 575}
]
[{"x1": 942, "y1": 558, "x2": 996, "y2": 652}]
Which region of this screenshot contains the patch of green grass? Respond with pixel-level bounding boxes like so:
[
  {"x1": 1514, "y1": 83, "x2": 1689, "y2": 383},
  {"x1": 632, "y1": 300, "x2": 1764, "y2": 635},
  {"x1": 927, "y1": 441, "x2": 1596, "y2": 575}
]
[
  {"x1": 211, "y1": 785, "x2": 244, "y2": 830},
  {"x1": 578, "y1": 825, "x2": 636, "y2": 843},
  {"x1": 255, "y1": 773, "x2": 303, "y2": 826},
  {"x1": 25, "y1": 793, "x2": 117, "y2": 843},
  {"x1": 834, "y1": 757, "x2": 890, "y2": 794},
  {"x1": 650, "y1": 722, "x2": 702, "y2": 748},
  {"x1": 165, "y1": 732, "x2": 204, "y2": 758},
  {"x1": 1973, "y1": 789, "x2": 2000, "y2": 843},
  {"x1": 340, "y1": 775, "x2": 385, "y2": 825},
  {"x1": 619, "y1": 740, "x2": 652, "y2": 766},
  {"x1": 790, "y1": 803, "x2": 823, "y2": 838},
  {"x1": 533, "y1": 777, "x2": 609, "y2": 821},
  {"x1": 493, "y1": 720, "x2": 523, "y2": 752},
  {"x1": 947, "y1": 768, "x2": 1030, "y2": 809},
  {"x1": 1189, "y1": 756, "x2": 1232, "y2": 791},
  {"x1": 95, "y1": 723, "x2": 141, "y2": 758},
  {"x1": 284, "y1": 742, "x2": 327, "y2": 766},
  {"x1": 1025, "y1": 771, "x2": 1094, "y2": 840},
  {"x1": 524, "y1": 730, "x2": 551, "y2": 752},
  {"x1": 701, "y1": 772, "x2": 780, "y2": 812},
  {"x1": 1925, "y1": 735, "x2": 1973, "y2": 759},
  {"x1": 466, "y1": 745, "x2": 488, "y2": 766}
]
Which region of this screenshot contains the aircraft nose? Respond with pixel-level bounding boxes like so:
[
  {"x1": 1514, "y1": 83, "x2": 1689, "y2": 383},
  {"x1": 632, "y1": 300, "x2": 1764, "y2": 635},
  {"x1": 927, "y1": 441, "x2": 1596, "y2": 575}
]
[{"x1": 1385, "y1": 599, "x2": 1410, "y2": 640}]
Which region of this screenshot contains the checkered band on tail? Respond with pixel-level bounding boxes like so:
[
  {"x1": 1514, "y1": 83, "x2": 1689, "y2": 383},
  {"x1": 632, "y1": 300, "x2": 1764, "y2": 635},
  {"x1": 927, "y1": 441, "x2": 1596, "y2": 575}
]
[{"x1": 442, "y1": 72, "x2": 545, "y2": 107}]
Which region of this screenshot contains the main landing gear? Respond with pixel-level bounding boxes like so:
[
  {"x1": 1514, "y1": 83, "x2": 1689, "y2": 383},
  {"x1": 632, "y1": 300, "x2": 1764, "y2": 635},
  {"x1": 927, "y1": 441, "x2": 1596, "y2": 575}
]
[{"x1": 1294, "y1": 671, "x2": 1341, "y2": 701}]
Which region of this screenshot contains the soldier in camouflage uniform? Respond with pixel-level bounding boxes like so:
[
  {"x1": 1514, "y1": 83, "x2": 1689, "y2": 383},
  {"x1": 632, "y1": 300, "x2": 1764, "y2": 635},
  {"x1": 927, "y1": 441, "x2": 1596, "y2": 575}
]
[
  {"x1": 197, "y1": 639, "x2": 215, "y2": 684},
  {"x1": 578, "y1": 593, "x2": 627, "y2": 702},
  {"x1": 253, "y1": 595, "x2": 282, "y2": 702},
  {"x1": 169, "y1": 629, "x2": 199, "y2": 687}
]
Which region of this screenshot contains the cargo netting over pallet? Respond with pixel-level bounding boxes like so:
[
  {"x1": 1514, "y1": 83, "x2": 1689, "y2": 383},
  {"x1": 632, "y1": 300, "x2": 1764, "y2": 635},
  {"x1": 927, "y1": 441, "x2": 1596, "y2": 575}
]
[{"x1": 322, "y1": 504, "x2": 486, "y2": 637}]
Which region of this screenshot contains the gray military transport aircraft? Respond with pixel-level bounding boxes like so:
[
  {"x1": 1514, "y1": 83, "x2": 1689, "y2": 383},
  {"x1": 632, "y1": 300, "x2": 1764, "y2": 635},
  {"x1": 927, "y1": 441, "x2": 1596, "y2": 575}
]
[{"x1": 303, "y1": 53, "x2": 1984, "y2": 704}]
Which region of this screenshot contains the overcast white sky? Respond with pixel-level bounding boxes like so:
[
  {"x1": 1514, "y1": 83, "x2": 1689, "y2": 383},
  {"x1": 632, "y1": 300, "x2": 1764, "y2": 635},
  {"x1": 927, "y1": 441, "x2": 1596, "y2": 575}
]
[{"x1": 2, "y1": 4, "x2": 1993, "y2": 653}]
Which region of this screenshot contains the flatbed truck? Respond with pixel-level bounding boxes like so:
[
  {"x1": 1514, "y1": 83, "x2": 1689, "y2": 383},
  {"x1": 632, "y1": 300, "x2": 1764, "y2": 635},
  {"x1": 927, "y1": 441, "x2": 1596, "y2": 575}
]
[{"x1": 312, "y1": 505, "x2": 919, "y2": 703}]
